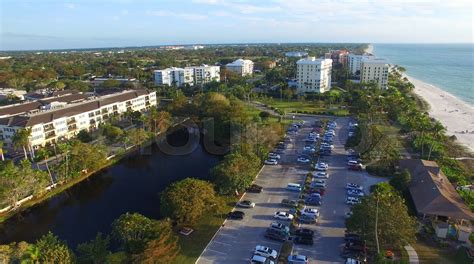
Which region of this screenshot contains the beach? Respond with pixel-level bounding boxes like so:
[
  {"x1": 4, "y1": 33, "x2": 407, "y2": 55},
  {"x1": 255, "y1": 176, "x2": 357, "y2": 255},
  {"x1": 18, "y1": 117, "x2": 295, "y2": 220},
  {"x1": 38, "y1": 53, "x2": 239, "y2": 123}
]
[
  {"x1": 406, "y1": 75, "x2": 474, "y2": 152},
  {"x1": 366, "y1": 44, "x2": 474, "y2": 152}
]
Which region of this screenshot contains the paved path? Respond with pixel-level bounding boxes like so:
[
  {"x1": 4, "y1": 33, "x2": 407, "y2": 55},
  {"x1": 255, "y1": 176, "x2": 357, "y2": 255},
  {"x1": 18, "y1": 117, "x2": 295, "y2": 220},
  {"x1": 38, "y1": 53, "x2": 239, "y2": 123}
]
[{"x1": 404, "y1": 244, "x2": 420, "y2": 264}]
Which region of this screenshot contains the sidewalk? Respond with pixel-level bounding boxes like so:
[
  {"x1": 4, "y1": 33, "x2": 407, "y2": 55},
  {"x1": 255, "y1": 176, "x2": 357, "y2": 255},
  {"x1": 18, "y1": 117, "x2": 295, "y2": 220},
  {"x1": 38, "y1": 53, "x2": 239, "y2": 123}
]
[{"x1": 404, "y1": 244, "x2": 420, "y2": 264}]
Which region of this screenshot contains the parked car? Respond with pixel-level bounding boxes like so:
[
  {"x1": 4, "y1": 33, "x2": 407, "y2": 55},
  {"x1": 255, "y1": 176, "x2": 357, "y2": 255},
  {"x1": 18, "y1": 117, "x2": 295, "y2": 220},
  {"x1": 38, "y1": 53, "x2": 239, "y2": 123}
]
[
  {"x1": 347, "y1": 160, "x2": 362, "y2": 167},
  {"x1": 254, "y1": 245, "x2": 278, "y2": 260},
  {"x1": 312, "y1": 172, "x2": 328, "y2": 179},
  {"x1": 300, "y1": 207, "x2": 320, "y2": 217},
  {"x1": 347, "y1": 189, "x2": 364, "y2": 197},
  {"x1": 268, "y1": 153, "x2": 281, "y2": 160},
  {"x1": 346, "y1": 197, "x2": 360, "y2": 205},
  {"x1": 303, "y1": 146, "x2": 316, "y2": 153},
  {"x1": 305, "y1": 197, "x2": 322, "y2": 206},
  {"x1": 287, "y1": 255, "x2": 309, "y2": 264},
  {"x1": 346, "y1": 183, "x2": 363, "y2": 191},
  {"x1": 270, "y1": 222, "x2": 290, "y2": 234},
  {"x1": 227, "y1": 211, "x2": 245, "y2": 220},
  {"x1": 237, "y1": 200, "x2": 255, "y2": 208},
  {"x1": 311, "y1": 181, "x2": 327, "y2": 188},
  {"x1": 274, "y1": 211, "x2": 294, "y2": 221},
  {"x1": 281, "y1": 199, "x2": 299, "y2": 207},
  {"x1": 345, "y1": 211, "x2": 353, "y2": 219},
  {"x1": 298, "y1": 214, "x2": 317, "y2": 224},
  {"x1": 315, "y1": 164, "x2": 327, "y2": 171},
  {"x1": 265, "y1": 228, "x2": 289, "y2": 241},
  {"x1": 250, "y1": 254, "x2": 275, "y2": 264},
  {"x1": 297, "y1": 157, "x2": 311, "y2": 163},
  {"x1": 293, "y1": 236, "x2": 314, "y2": 245},
  {"x1": 265, "y1": 159, "x2": 278, "y2": 165},
  {"x1": 248, "y1": 184, "x2": 263, "y2": 193},
  {"x1": 295, "y1": 228, "x2": 314, "y2": 238}
]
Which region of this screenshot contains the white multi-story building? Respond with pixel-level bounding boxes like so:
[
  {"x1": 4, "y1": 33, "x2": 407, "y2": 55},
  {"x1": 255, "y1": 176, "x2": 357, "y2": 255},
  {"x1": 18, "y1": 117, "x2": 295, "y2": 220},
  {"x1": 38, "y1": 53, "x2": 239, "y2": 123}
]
[
  {"x1": 191, "y1": 65, "x2": 220, "y2": 85},
  {"x1": 154, "y1": 67, "x2": 194, "y2": 86},
  {"x1": 0, "y1": 90, "x2": 157, "y2": 148},
  {"x1": 154, "y1": 65, "x2": 220, "y2": 86},
  {"x1": 348, "y1": 54, "x2": 374, "y2": 75},
  {"x1": 226, "y1": 59, "x2": 254, "y2": 76},
  {"x1": 296, "y1": 57, "x2": 333, "y2": 93},
  {"x1": 360, "y1": 58, "x2": 389, "y2": 89}
]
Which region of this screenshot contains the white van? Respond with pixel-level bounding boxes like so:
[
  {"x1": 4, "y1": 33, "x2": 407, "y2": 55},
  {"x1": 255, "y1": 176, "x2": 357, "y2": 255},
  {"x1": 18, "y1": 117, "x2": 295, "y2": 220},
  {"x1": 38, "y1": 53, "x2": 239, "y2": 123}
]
[{"x1": 286, "y1": 183, "x2": 302, "y2": 192}]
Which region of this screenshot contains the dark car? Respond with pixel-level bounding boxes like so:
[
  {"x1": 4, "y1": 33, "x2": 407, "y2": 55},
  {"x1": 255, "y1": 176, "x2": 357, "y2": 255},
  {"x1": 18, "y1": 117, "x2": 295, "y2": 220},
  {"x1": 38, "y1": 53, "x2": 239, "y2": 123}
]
[
  {"x1": 228, "y1": 211, "x2": 245, "y2": 220},
  {"x1": 305, "y1": 197, "x2": 322, "y2": 206},
  {"x1": 265, "y1": 228, "x2": 288, "y2": 241},
  {"x1": 295, "y1": 228, "x2": 314, "y2": 238},
  {"x1": 248, "y1": 184, "x2": 263, "y2": 193},
  {"x1": 293, "y1": 236, "x2": 314, "y2": 245}
]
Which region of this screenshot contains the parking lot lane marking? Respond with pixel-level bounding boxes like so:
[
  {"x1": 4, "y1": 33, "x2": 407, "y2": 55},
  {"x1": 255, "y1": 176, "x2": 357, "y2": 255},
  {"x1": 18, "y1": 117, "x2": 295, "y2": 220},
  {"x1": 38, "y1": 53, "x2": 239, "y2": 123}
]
[
  {"x1": 267, "y1": 197, "x2": 272, "y2": 203},
  {"x1": 212, "y1": 241, "x2": 232, "y2": 247},
  {"x1": 205, "y1": 249, "x2": 227, "y2": 256}
]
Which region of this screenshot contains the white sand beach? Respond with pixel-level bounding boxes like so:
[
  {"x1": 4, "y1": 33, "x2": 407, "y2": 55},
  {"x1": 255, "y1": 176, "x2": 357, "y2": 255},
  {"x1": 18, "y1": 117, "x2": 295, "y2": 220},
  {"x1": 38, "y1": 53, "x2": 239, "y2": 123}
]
[
  {"x1": 365, "y1": 44, "x2": 374, "y2": 54},
  {"x1": 405, "y1": 75, "x2": 474, "y2": 152}
]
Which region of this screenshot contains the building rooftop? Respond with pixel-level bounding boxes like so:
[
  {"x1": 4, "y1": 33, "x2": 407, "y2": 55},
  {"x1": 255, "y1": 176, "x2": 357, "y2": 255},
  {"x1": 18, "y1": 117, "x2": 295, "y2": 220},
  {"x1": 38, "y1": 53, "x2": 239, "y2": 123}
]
[
  {"x1": 227, "y1": 59, "x2": 253, "y2": 66},
  {"x1": 361, "y1": 57, "x2": 389, "y2": 64},
  {"x1": 296, "y1": 57, "x2": 332, "y2": 65},
  {"x1": 399, "y1": 159, "x2": 474, "y2": 221},
  {"x1": 0, "y1": 90, "x2": 151, "y2": 128}
]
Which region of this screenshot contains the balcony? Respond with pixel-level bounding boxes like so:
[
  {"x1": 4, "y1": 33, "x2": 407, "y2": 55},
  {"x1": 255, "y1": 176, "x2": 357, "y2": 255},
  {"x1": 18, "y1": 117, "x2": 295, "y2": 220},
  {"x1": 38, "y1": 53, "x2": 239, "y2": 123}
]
[
  {"x1": 43, "y1": 124, "x2": 54, "y2": 132},
  {"x1": 68, "y1": 124, "x2": 77, "y2": 131},
  {"x1": 101, "y1": 109, "x2": 108, "y2": 115},
  {"x1": 126, "y1": 101, "x2": 132, "y2": 107},
  {"x1": 66, "y1": 118, "x2": 76, "y2": 125},
  {"x1": 45, "y1": 131, "x2": 56, "y2": 139}
]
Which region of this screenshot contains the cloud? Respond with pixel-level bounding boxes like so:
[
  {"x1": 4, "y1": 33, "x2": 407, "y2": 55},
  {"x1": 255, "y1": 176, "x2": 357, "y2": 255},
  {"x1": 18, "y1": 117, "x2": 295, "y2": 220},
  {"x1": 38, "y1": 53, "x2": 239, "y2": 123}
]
[
  {"x1": 64, "y1": 3, "x2": 76, "y2": 9},
  {"x1": 146, "y1": 10, "x2": 207, "y2": 20}
]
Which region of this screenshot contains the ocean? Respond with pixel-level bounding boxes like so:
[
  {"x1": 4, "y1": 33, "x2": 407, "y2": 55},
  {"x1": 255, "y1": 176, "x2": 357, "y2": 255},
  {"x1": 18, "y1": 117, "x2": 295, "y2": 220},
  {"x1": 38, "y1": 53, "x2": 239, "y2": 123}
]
[{"x1": 372, "y1": 43, "x2": 474, "y2": 105}]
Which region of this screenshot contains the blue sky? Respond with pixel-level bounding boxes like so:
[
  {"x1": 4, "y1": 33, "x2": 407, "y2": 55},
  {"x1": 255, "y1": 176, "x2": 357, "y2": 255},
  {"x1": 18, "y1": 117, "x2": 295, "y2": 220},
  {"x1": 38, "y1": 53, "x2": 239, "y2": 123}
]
[{"x1": 1, "y1": 0, "x2": 472, "y2": 50}]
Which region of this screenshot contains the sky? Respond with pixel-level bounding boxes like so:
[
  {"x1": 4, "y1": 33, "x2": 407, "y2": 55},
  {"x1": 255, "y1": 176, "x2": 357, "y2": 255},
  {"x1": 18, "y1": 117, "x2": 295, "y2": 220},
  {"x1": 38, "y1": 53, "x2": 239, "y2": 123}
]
[{"x1": 0, "y1": 0, "x2": 473, "y2": 50}]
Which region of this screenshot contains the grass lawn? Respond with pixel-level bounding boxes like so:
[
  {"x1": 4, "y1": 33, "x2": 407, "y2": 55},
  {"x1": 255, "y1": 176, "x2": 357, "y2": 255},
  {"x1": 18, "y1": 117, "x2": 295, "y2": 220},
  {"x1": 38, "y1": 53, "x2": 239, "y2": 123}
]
[
  {"x1": 259, "y1": 99, "x2": 350, "y2": 116},
  {"x1": 172, "y1": 196, "x2": 237, "y2": 264},
  {"x1": 412, "y1": 239, "x2": 471, "y2": 264}
]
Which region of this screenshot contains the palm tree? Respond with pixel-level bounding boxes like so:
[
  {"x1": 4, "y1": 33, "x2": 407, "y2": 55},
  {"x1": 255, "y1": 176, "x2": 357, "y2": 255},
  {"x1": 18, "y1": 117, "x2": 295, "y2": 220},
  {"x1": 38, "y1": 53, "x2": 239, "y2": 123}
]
[
  {"x1": 427, "y1": 121, "x2": 446, "y2": 160},
  {"x1": 12, "y1": 128, "x2": 32, "y2": 160},
  {"x1": 0, "y1": 141, "x2": 5, "y2": 161},
  {"x1": 415, "y1": 115, "x2": 431, "y2": 158},
  {"x1": 21, "y1": 245, "x2": 40, "y2": 264}
]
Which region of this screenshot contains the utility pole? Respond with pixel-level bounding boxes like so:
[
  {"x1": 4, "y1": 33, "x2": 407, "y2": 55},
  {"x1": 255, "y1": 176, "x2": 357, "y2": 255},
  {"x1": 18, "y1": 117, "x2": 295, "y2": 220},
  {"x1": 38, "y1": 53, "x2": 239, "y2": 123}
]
[{"x1": 375, "y1": 196, "x2": 380, "y2": 255}]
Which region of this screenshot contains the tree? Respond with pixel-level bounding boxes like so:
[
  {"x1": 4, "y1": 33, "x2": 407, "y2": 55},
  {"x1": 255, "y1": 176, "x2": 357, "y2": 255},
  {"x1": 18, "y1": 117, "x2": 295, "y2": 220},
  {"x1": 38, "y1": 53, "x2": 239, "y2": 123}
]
[
  {"x1": 77, "y1": 130, "x2": 93, "y2": 143},
  {"x1": 34, "y1": 232, "x2": 75, "y2": 263},
  {"x1": 50, "y1": 81, "x2": 66, "y2": 90},
  {"x1": 102, "y1": 79, "x2": 121, "y2": 88},
  {"x1": 211, "y1": 151, "x2": 261, "y2": 195},
  {"x1": 427, "y1": 121, "x2": 446, "y2": 160},
  {"x1": 161, "y1": 178, "x2": 219, "y2": 225},
  {"x1": 102, "y1": 124, "x2": 124, "y2": 142},
  {"x1": 258, "y1": 111, "x2": 271, "y2": 121},
  {"x1": 111, "y1": 213, "x2": 178, "y2": 257},
  {"x1": 76, "y1": 233, "x2": 110, "y2": 264},
  {"x1": 346, "y1": 183, "x2": 416, "y2": 250},
  {"x1": 132, "y1": 220, "x2": 179, "y2": 264},
  {"x1": 12, "y1": 128, "x2": 31, "y2": 160},
  {"x1": 389, "y1": 169, "x2": 411, "y2": 194},
  {"x1": 126, "y1": 128, "x2": 149, "y2": 148}
]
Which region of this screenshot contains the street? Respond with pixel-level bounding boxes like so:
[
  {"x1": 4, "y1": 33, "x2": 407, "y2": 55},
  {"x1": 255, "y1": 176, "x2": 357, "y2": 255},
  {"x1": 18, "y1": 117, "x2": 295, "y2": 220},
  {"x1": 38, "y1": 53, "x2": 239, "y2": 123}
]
[{"x1": 197, "y1": 115, "x2": 385, "y2": 263}]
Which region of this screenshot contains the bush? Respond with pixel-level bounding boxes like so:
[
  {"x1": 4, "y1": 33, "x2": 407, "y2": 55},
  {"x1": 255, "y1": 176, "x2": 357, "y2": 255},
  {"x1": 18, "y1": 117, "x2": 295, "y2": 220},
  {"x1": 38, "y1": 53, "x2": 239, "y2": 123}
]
[{"x1": 278, "y1": 241, "x2": 293, "y2": 263}]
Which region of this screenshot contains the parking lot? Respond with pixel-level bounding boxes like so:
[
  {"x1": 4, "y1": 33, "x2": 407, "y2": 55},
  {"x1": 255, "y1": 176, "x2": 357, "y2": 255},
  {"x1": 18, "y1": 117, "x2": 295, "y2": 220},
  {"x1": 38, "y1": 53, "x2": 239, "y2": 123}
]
[{"x1": 197, "y1": 115, "x2": 385, "y2": 264}]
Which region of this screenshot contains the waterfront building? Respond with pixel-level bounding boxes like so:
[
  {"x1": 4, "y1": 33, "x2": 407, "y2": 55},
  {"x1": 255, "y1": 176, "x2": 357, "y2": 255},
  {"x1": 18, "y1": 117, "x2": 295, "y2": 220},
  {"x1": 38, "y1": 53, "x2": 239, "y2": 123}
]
[
  {"x1": 360, "y1": 57, "x2": 389, "y2": 89},
  {"x1": 348, "y1": 54, "x2": 374, "y2": 75},
  {"x1": 0, "y1": 90, "x2": 157, "y2": 148},
  {"x1": 296, "y1": 57, "x2": 333, "y2": 93},
  {"x1": 226, "y1": 59, "x2": 254, "y2": 76}
]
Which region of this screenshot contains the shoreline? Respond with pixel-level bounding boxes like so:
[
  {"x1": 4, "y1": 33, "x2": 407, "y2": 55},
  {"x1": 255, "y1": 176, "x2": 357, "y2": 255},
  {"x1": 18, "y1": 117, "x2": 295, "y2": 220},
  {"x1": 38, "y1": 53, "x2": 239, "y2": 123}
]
[
  {"x1": 367, "y1": 44, "x2": 474, "y2": 153},
  {"x1": 404, "y1": 74, "x2": 474, "y2": 152}
]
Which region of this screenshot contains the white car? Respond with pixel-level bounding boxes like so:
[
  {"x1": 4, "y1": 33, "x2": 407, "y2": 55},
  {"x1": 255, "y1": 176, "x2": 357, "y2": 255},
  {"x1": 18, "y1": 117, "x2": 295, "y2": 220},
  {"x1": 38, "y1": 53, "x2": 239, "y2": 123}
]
[
  {"x1": 309, "y1": 132, "x2": 319, "y2": 137},
  {"x1": 313, "y1": 179, "x2": 326, "y2": 184},
  {"x1": 346, "y1": 197, "x2": 360, "y2": 205},
  {"x1": 347, "y1": 160, "x2": 362, "y2": 166},
  {"x1": 251, "y1": 254, "x2": 275, "y2": 264},
  {"x1": 321, "y1": 143, "x2": 334, "y2": 150},
  {"x1": 288, "y1": 255, "x2": 308, "y2": 264},
  {"x1": 268, "y1": 153, "x2": 281, "y2": 160},
  {"x1": 347, "y1": 189, "x2": 364, "y2": 197},
  {"x1": 265, "y1": 159, "x2": 278, "y2": 165},
  {"x1": 297, "y1": 157, "x2": 311, "y2": 163},
  {"x1": 317, "y1": 162, "x2": 328, "y2": 168},
  {"x1": 274, "y1": 211, "x2": 294, "y2": 221},
  {"x1": 346, "y1": 183, "x2": 363, "y2": 191},
  {"x1": 300, "y1": 207, "x2": 320, "y2": 217},
  {"x1": 303, "y1": 146, "x2": 316, "y2": 153},
  {"x1": 254, "y1": 245, "x2": 278, "y2": 260},
  {"x1": 312, "y1": 172, "x2": 328, "y2": 179},
  {"x1": 315, "y1": 165, "x2": 327, "y2": 171},
  {"x1": 237, "y1": 200, "x2": 256, "y2": 208}
]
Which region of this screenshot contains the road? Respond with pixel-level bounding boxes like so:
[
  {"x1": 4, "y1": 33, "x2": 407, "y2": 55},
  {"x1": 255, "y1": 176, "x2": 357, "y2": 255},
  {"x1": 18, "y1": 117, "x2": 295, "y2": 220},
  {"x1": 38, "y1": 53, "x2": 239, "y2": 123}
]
[{"x1": 197, "y1": 115, "x2": 386, "y2": 263}]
